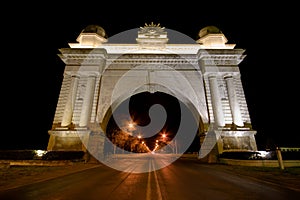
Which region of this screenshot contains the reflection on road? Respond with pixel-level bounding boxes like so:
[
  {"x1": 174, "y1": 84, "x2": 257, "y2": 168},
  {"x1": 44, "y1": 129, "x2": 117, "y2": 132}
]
[{"x1": 103, "y1": 153, "x2": 181, "y2": 173}]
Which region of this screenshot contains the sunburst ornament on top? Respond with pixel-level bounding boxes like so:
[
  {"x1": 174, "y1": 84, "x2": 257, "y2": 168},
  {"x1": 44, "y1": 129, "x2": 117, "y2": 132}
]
[
  {"x1": 136, "y1": 22, "x2": 169, "y2": 49},
  {"x1": 139, "y1": 22, "x2": 166, "y2": 35},
  {"x1": 143, "y1": 22, "x2": 164, "y2": 28}
]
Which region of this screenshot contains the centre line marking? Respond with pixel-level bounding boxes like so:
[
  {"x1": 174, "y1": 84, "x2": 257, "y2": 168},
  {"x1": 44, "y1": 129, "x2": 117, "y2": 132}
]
[
  {"x1": 146, "y1": 160, "x2": 152, "y2": 200},
  {"x1": 152, "y1": 159, "x2": 163, "y2": 200}
]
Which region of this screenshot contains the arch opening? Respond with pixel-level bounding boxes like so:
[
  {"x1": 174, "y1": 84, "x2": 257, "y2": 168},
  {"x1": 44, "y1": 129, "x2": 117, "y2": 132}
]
[{"x1": 104, "y1": 91, "x2": 202, "y2": 154}]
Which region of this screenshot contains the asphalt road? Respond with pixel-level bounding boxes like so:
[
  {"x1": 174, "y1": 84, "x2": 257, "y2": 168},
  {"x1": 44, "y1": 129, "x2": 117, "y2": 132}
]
[{"x1": 1, "y1": 155, "x2": 299, "y2": 200}]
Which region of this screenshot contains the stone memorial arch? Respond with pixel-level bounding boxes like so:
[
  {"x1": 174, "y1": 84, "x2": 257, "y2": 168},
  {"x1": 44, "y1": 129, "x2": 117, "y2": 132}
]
[{"x1": 47, "y1": 23, "x2": 257, "y2": 162}]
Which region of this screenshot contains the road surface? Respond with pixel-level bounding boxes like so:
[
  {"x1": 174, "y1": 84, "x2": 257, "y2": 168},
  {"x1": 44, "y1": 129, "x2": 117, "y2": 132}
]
[{"x1": 0, "y1": 154, "x2": 299, "y2": 200}]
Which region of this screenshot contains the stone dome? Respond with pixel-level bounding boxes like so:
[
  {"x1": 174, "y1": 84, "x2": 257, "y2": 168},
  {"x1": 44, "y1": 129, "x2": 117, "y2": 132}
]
[
  {"x1": 198, "y1": 26, "x2": 222, "y2": 38},
  {"x1": 196, "y1": 25, "x2": 235, "y2": 49},
  {"x1": 81, "y1": 24, "x2": 107, "y2": 38}
]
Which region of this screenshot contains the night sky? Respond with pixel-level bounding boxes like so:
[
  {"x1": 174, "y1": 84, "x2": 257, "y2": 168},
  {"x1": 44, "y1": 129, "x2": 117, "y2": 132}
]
[{"x1": 2, "y1": 2, "x2": 298, "y2": 150}]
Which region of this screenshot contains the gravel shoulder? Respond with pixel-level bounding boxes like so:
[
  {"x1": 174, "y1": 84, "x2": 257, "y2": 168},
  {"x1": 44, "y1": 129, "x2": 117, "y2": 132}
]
[
  {"x1": 0, "y1": 162, "x2": 100, "y2": 191},
  {"x1": 198, "y1": 162, "x2": 300, "y2": 192}
]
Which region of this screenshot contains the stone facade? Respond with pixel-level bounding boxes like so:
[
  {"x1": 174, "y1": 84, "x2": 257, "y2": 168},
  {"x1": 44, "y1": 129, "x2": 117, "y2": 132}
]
[{"x1": 47, "y1": 24, "x2": 257, "y2": 162}]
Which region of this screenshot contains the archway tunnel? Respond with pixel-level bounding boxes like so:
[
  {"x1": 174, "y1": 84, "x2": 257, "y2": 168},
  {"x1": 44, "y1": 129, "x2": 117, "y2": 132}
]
[{"x1": 103, "y1": 91, "x2": 202, "y2": 154}]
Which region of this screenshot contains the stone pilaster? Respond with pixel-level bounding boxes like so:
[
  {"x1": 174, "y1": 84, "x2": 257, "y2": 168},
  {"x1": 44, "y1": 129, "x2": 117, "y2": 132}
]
[
  {"x1": 208, "y1": 75, "x2": 225, "y2": 127},
  {"x1": 61, "y1": 75, "x2": 79, "y2": 127},
  {"x1": 224, "y1": 76, "x2": 244, "y2": 126},
  {"x1": 79, "y1": 75, "x2": 97, "y2": 127}
]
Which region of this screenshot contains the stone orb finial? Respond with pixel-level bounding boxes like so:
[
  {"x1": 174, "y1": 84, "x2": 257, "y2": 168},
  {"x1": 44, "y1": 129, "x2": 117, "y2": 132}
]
[
  {"x1": 76, "y1": 24, "x2": 108, "y2": 46},
  {"x1": 198, "y1": 25, "x2": 222, "y2": 38},
  {"x1": 81, "y1": 24, "x2": 107, "y2": 38},
  {"x1": 196, "y1": 25, "x2": 236, "y2": 49}
]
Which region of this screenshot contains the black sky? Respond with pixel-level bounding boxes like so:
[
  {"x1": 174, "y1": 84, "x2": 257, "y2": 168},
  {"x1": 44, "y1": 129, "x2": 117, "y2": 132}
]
[{"x1": 2, "y1": 1, "x2": 299, "y2": 150}]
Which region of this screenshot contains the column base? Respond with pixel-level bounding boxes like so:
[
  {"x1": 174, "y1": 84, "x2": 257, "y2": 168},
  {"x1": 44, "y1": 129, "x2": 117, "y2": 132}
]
[
  {"x1": 47, "y1": 129, "x2": 106, "y2": 163},
  {"x1": 85, "y1": 131, "x2": 106, "y2": 162},
  {"x1": 198, "y1": 130, "x2": 257, "y2": 163},
  {"x1": 216, "y1": 130, "x2": 257, "y2": 153},
  {"x1": 47, "y1": 130, "x2": 90, "y2": 151}
]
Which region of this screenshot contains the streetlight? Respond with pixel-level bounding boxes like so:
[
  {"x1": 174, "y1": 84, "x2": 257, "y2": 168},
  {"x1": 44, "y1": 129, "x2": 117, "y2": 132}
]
[
  {"x1": 128, "y1": 122, "x2": 135, "y2": 129},
  {"x1": 126, "y1": 120, "x2": 136, "y2": 136}
]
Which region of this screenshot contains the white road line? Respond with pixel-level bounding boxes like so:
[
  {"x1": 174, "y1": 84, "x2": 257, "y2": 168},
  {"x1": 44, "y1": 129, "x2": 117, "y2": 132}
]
[
  {"x1": 146, "y1": 160, "x2": 152, "y2": 200},
  {"x1": 152, "y1": 160, "x2": 163, "y2": 200},
  {"x1": 146, "y1": 159, "x2": 163, "y2": 200}
]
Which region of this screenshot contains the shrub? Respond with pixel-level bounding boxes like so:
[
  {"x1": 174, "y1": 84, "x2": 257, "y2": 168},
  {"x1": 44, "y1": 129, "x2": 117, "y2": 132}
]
[
  {"x1": 42, "y1": 151, "x2": 85, "y2": 161},
  {"x1": 0, "y1": 150, "x2": 36, "y2": 160}
]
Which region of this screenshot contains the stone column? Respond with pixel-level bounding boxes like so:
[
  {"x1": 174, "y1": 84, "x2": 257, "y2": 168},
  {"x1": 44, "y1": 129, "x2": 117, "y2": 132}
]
[
  {"x1": 224, "y1": 76, "x2": 244, "y2": 126},
  {"x1": 79, "y1": 75, "x2": 97, "y2": 127},
  {"x1": 61, "y1": 75, "x2": 79, "y2": 127},
  {"x1": 208, "y1": 75, "x2": 225, "y2": 127}
]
